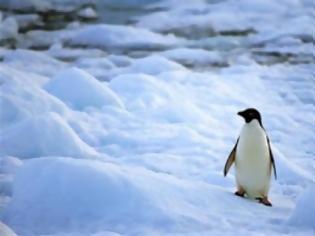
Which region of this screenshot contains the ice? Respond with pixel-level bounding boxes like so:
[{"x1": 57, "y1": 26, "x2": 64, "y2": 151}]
[
  {"x1": 120, "y1": 55, "x2": 186, "y2": 75},
  {"x1": 45, "y1": 67, "x2": 124, "y2": 110},
  {"x1": 0, "y1": 156, "x2": 22, "y2": 175},
  {"x1": 0, "y1": 156, "x2": 22, "y2": 197},
  {"x1": 159, "y1": 48, "x2": 225, "y2": 67},
  {"x1": 0, "y1": 64, "x2": 69, "y2": 128},
  {"x1": 3, "y1": 49, "x2": 66, "y2": 77},
  {"x1": 0, "y1": 17, "x2": 18, "y2": 43},
  {"x1": 289, "y1": 184, "x2": 315, "y2": 229},
  {"x1": 78, "y1": 7, "x2": 98, "y2": 19},
  {"x1": 0, "y1": 0, "x2": 95, "y2": 12},
  {"x1": 11, "y1": 14, "x2": 41, "y2": 31},
  {"x1": 47, "y1": 44, "x2": 106, "y2": 62},
  {"x1": 0, "y1": 0, "x2": 314, "y2": 235},
  {"x1": 0, "y1": 112, "x2": 98, "y2": 158},
  {"x1": 67, "y1": 24, "x2": 185, "y2": 50},
  {"x1": 0, "y1": 221, "x2": 17, "y2": 236},
  {"x1": 0, "y1": 157, "x2": 293, "y2": 236},
  {"x1": 137, "y1": 0, "x2": 314, "y2": 46},
  {"x1": 4, "y1": 157, "x2": 188, "y2": 235}
]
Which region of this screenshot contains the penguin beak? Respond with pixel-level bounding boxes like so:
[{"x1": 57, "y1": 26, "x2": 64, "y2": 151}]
[{"x1": 237, "y1": 111, "x2": 245, "y2": 117}]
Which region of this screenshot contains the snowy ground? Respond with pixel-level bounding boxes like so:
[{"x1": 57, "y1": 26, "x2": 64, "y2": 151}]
[{"x1": 0, "y1": 0, "x2": 314, "y2": 235}]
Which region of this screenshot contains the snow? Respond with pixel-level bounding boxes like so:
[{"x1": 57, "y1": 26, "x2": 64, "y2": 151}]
[
  {"x1": 159, "y1": 48, "x2": 225, "y2": 67},
  {"x1": 78, "y1": 7, "x2": 98, "y2": 19},
  {"x1": 0, "y1": 112, "x2": 98, "y2": 158},
  {"x1": 45, "y1": 68, "x2": 125, "y2": 110},
  {"x1": 67, "y1": 24, "x2": 185, "y2": 51},
  {"x1": 0, "y1": 221, "x2": 17, "y2": 236},
  {"x1": 0, "y1": 156, "x2": 22, "y2": 197},
  {"x1": 0, "y1": 157, "x2": 296, "y2": 236},
  {"x1": 3, "y1": 49, "x2": 66, "y2": 77},
  {"x1": 0, "y1": 156, "x2": 22, "y2": 175},
  {"x1": 0, "y1": 0, "x2": 314, "y2": 236},
  {"x1": 289, "y1": 184, "x2": 315, "y2": 229},
  {"x1": 0, "y1": 17, "x2": 18, "y2": 43},
  {"x1": 12, "y1": 14, "x2": 41, "y2": 31},
  {"x1": 120, "y1": 55, "x2": 186, "y2": 75},
  {"x1": 0, "y1": 0, "x2": 96, "y2": 12}
]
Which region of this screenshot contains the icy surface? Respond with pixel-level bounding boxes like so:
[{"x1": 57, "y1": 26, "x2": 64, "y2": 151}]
[
  {"x1": 0, "y1": 221, "x2": 17, "y2": 236},
  {"x1": 289, "y1": 184, "x2": 315, "y2": 229},
  {"x1": 0, "y1": 0, "x2": 314, "y2": 235},
  {"x1": 45, "y1": 68, "x2": 125, "y2": 110}
]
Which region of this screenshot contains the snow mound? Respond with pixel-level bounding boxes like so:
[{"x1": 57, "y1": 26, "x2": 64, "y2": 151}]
[
  {"x1": 0, "y1": 113, "x2": 97, "y2": 158},
  {"x1": 0, "y1": 156, "x2": 22, "y2": 196},
  {"x1": 3, "y1": 49, "x2": 66, "y2": 77},
  {"x1": 67, "y1": 24, "x2": 183, "y2": 50},
  {"x1": 123, "y1": 55, "x2": 186, "y2": 75},
  {"x1": 273, "y1": 148, "x2": 315, "y2": 185},
  {"x1": 289, "y1": 184, "x2": 315, "y2": 229},
  {"x1": 2, "y1": 157, "x2": 196, "y2": 234},
  {"x1": 0, "y1": 0, "x2": 94, "y2": 12},
  {"x1": 0, "y1": 65, "x2": 69, "y2": 128},
  {"x1": 160, "y1": 48, "x2": 225, "y2": 67},
  {"x1": 0, "y1": 84, "x2": 69, "y2": 129},
  {"x1": 0, "y1": 221, "x2": 17, "y2": 236},
  {"x1": 0, "y1": 156, "x2": 22, "y2": 175},
  {"x1": 3, "y1": 157, "x2": 255, "y2": 236},
  {"x1": 0, "y1": 17, "x2": 18, "y2": 43},
  {"x1": 110, "y1": 72, "x2": 211, "y2": 123},
  {"x1": 45, "y1": 68, "x2": 124, "y2": 110},
  {"x1": 110, "y1": 73, "x2": 170, "y2": 104}
]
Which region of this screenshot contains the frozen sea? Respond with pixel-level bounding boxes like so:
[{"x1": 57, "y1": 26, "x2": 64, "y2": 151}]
[{"x1": 0, "y1": 0, "x2": 314, "y2": 235}]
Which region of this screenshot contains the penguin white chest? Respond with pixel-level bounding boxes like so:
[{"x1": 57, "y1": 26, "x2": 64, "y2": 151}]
[{"x1": 235, "y1": 120, "x2": 271, "y2": 198}]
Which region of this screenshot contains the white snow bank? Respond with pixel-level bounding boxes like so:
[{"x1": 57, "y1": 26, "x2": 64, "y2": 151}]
[
  {"x1": 100, "y1": 0, "x2": 160, "y2": 8},
  {"x1": 105, "y1": 55, "x2": 186, "y2": 82},
  {"x1": 122, "y1": 55, "x2": 186, "y2": 75},
  {"x1": 0, "y1": 112, "x2": 97, "y2": 158},
  {"x1": 0, "y1": 221, "x2": 17, "y2": 236},
  {"x1": 0, "y1": 65, "x2": 69, "y2": 128},
  {"x1": 78, "y1": 7, "x2": 98, "y2": 19},
  {"x1": 0, "y1": 17, "x2": 18, "y2": 43},
  {"x1": 289, "y1": 184, "x2": 315, "y2": 229},
  {"x1": 109, "y1": 73, "x2": 171, "y2": 105},
  {"x1": 137, "y1": 0, "x2": 313, "y2": 44},
  {"x1": 3, "y1": 157, "x2": 193, "y2": 235},
  {"x1": 109, "y1": 72, "x2": 208, "y2": 123},
  {"x1": 3, "y1": 49, "x2": 66, "y2": 77},
  {"x1": 67, "y1": 24, "x2": 184, "y2": 50},
  {"x1": 0, "y1": 156, "x2": 23, "y2": 196},
  {"x1": 3, "y1": 157, "x2": 270, "y2": 236},
  {"x1": 0, "y1": 0, "x2": 95, "y2": 12},
  {"x1": 47, "y1": 44, "x2": 106, "y2": 61},
  {"x1": 0, "y1": 156, "x2": 22, "y2": 175},
  {"x1": 272, "y1": 148, "x2": 315, "y2": 185},
  {"x1": 74, "y1": 57, "x2": 116, "y2": 81},
  {"x1": 12, "y1": 14, "x2": 41, "y2": 30},
  {"x1": 159, "y1": 48, "x2": 225, "y2": 66},
  {"x1": 45, "y1": 68, "x2": 124, "y2": 110}
]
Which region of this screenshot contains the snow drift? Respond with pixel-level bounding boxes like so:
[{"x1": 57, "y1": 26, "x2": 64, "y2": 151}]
[
  {"x1": 0, "y1": 113, "x2": 97, "y2": 158},
  {"x1": 45, "y1": 67, "x2": 125, "y2": 110},
  {"x1": 289, "y1": 184, "x2": 315, "y2": 229}
]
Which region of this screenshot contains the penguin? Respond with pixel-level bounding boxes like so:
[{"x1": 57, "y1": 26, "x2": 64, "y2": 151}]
[{"x1": 223, "y1": 108, "x2": 277, "y2": 206}]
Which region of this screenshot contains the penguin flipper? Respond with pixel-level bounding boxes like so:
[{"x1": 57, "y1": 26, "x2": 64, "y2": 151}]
[
  {"x1": 267, "y1": 136, "x2": 277, "y2": 180},
  {"x1": 224, "y1": 138, "x2": 239, "y2": 176}
]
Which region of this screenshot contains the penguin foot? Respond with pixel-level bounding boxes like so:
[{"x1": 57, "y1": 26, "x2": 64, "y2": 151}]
[
  {"x1": 234, "y1": 190, "x2": 245, "y2": 198},
  {"x1": 256, "y1": 197, "x2": 272, "y2": 207}
]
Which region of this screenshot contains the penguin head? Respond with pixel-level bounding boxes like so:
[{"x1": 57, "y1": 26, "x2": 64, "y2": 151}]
[{"x1": 237, "y1": 108, "x2": 262, "y2": 125}]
